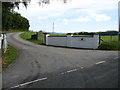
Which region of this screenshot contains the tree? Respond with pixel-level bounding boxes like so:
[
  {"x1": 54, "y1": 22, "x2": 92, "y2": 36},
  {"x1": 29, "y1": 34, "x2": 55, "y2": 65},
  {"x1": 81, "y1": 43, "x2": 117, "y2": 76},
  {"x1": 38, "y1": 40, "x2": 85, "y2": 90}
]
[
  {"x1": 2, "y1": 1, "x2": 30, "y2": 31},
  {"x1": 2, "y1": 0, "x2": 68, "y2": 31}
]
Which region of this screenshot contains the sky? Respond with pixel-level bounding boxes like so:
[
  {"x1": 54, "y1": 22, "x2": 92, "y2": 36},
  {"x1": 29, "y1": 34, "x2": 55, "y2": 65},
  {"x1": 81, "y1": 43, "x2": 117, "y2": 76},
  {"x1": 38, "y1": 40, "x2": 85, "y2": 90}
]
[{"x1": 15, "y1": 0, "x2": 119, "y2": 33}]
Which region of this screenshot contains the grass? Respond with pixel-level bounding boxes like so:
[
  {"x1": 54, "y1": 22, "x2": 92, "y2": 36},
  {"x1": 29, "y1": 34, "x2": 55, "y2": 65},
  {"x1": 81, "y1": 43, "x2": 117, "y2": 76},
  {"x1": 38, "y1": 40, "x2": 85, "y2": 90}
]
[
  {"x1": 98, "y1": 35, "x2": 120, "y2": 51},
  {"x1": 50, "y1": 34, "x2": 92, "y2": 37},
  {"x1": 2, "y1": 45, "x2": 17, "y2": 70},
  {"x1": 73, "y1": 35, "x2": 92, "y2": 37},
  {"x1": 19, "y1": 31, "x2": 44, "y2": 44},
  {"x1": 50, "y1": 34, "x2": 67, "y2": 36},
  {"x1": 1, "y1": 30, "x2": 27, "y2": 33}
]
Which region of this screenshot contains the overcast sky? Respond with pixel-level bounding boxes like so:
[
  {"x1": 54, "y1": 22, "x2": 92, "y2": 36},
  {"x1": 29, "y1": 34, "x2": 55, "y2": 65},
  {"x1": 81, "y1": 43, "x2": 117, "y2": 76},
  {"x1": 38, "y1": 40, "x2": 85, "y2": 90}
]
[{"x1": 15, "y1": 0, "x2": 119, "y2": 33}]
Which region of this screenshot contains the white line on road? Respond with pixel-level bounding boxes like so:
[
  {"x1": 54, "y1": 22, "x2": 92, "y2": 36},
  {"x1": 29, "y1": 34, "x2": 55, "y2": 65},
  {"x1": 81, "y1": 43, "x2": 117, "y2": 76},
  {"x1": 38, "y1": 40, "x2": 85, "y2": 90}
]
[
  {"x1": 7, "y1": 77, "x2": 47, "y2": 90},
  {"x1": 96, "y1": 61, "x2": 106, "y2": 65},
  {"x1": 8, "y1": 67, "x2": 84, "y2": 89},
  {"x1": 67, "y1": 69, "x2": 78, "y2": 73},
  {"x1": 61, "y1": 67, "x2": 84, "y2": 75}
]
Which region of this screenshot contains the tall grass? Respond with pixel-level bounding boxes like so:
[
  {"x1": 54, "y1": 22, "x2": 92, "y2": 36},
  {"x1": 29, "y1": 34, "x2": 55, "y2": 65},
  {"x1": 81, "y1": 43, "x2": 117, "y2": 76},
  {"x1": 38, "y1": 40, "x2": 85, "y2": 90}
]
[{"x1": 98, "y1": 35, "x2": 120, "y2": 51}]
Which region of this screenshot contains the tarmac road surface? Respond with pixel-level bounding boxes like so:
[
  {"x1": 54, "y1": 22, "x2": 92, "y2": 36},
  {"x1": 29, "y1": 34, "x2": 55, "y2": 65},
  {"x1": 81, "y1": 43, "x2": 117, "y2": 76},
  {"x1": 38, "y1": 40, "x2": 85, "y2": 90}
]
[{"x1": 2, "y1": 33, "x2": 118, "y2": 89}]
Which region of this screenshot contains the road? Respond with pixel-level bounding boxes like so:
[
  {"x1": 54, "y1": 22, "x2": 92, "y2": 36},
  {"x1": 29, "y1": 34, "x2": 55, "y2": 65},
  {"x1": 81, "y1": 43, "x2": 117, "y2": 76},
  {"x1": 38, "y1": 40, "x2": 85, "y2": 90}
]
[{"x1": 2, "y1": 33, "x2": 118, "y2": 89}]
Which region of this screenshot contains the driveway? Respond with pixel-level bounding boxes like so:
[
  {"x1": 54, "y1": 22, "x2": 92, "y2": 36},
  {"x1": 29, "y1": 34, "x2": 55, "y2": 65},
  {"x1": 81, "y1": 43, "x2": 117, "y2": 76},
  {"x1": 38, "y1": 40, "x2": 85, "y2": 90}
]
[{"x1": 2, "y1": 33, "x2": 118, "y2": 89}]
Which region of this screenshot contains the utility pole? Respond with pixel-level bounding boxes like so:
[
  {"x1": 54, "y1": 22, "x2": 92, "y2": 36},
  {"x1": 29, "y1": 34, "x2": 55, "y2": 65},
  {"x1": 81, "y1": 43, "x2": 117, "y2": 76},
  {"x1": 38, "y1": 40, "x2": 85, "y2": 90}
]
[
  {"x1": 118, "y1": 1, "x2": 120, "y2": 51},
  {"x1": 118, "y1": 1, "x2": 120, "y2": 41},
  {"x1": 52, "y1": 22, "x2": 54, "y2": 34}
]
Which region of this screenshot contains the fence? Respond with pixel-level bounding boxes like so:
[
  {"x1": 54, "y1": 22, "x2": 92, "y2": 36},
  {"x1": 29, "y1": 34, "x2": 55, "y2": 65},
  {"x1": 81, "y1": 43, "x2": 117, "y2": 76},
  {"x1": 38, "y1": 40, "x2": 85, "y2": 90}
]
[{"x1": 45, "y1": 34, "x2": 99, "y2": 49}]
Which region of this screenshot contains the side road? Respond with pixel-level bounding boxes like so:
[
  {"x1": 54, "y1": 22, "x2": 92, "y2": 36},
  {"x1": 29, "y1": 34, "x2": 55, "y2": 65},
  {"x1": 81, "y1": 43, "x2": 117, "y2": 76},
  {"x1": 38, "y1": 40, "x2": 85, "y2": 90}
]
[{"x1": 3, "y1": 33, "x2": 118, "y2": 89}]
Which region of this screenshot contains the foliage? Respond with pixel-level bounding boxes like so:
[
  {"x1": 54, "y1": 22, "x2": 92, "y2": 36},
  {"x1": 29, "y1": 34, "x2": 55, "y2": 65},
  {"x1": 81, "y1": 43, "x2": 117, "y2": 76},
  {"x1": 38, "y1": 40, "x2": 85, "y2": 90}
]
[
  {"x1": 2, "y1": 0, "x2": 68, "y2": 31},
  {"x1": 66, "y1": 33, "x2": 72, "y2": 35},
  {"x1": 2, "y1": 9, "x2": 30, "y2": 31},
  {"x1": 98, "y1": 30, "x2": 118, "y2": 36},
  {"x1": 2, "y1": 2, "x2": 30, "y2": 31},
  {"x1": 2, "y1": 45, "x2": 17, "y2": 70}
]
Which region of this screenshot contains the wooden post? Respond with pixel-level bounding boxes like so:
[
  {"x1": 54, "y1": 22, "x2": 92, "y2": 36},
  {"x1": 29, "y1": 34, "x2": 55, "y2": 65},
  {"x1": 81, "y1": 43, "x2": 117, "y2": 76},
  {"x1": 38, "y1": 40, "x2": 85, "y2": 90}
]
[{"x1": 99, "y1": 35, "x2": 101, "y2": 45}]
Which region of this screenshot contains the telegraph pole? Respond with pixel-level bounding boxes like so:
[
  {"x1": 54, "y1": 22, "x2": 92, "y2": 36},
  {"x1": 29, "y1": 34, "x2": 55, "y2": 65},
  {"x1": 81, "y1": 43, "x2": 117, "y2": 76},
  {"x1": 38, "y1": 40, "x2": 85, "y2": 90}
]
[
  {"x1": 118, "y1": 1, "x2": 120, "y2": 41},
  {"x1": 52, "y1": 22, "x2": 54, "y2": 34}
]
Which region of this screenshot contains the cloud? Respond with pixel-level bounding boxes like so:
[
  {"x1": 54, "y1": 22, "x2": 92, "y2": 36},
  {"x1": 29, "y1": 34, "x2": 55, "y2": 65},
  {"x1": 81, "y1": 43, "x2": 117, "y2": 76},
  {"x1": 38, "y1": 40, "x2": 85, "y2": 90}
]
[
  {"x1": 63, "y1": 19, "x2": 69, "y2": 25},
  {"x1": 49, "y1": 12, "x2": 63, "y2": 17},
  {"x1": 73, "y1": 16, "x2": 90, "y2": 22},
  {"x1": 38, "y1": 16, "x2": 48, "y2": 20},
  {"x1": 67, "y1": 0, "x2": 118, "y2": 10},
  {"x1": 72, "y1": 9, "x2": 111, "y2": 22},
  {"x1": 14, "y1": 0, "x2": 117, "y2": 32},
  {"x1": 15, "y1": 0, "x2": 119, "y2": 17},
  {"x1": 90, "y1": 13, "x2": 111, "y2": 21}
]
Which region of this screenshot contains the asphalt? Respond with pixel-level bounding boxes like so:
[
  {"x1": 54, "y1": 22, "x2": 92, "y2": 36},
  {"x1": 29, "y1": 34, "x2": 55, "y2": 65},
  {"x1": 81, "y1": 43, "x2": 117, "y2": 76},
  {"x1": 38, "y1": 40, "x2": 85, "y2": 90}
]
[
  {"x1": 2, "y1": 33, "x2": 118, "y2": 89},
  {"x1": 25, "y1": 58, "x2": 118, "y2": 88}
]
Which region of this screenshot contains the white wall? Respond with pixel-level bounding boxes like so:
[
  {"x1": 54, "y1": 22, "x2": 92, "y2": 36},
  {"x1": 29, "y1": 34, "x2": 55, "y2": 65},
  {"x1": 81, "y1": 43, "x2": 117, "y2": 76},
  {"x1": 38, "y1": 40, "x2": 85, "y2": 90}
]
[
  {"x1": 0, "y1": 34, "x2": 8, "y2": 53},
  {"x1": 46, "y1": 36, "x2": 67, "y2": 47},
  {"x1": 46, "y1": 34, "x2": 99, "y2": 49}
]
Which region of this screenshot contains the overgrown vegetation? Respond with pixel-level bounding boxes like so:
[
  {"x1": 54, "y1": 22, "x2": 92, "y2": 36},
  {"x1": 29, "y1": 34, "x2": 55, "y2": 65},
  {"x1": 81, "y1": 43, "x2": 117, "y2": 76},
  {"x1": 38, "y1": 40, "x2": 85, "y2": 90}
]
[
  {"x1": 98, "y1": 36, "x2": 120, "y2": 51},
  {"x1": 2, "y1": 45, "x2": 17, "y2": 70},
  {"x1": 19, "y1": 31, "x2": 44, "y2": 44}
]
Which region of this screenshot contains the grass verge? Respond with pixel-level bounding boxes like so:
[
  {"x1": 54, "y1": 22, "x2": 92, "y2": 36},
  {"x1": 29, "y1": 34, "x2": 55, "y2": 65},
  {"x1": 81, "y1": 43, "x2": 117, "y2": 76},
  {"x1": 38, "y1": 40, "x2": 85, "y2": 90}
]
[
  {"x1": 1, "y1": 30, "x2": 27, "y2": 33},
  {"x1": 19, "y1": 32, "x2": 44, "y2": 44},
  {"x1": 2, "y1": 45, "x2": 17, "y2": 71},
  {"x1": 50, "y1": 34, "x2": 67, "y2": 36}
]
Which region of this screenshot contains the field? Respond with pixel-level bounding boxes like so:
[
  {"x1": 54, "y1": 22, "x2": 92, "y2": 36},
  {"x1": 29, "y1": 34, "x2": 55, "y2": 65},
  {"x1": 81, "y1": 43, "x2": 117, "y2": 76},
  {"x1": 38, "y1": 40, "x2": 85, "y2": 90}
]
[{"x1": 98, "y1": 35, "x2": 120, "y2": 51}]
